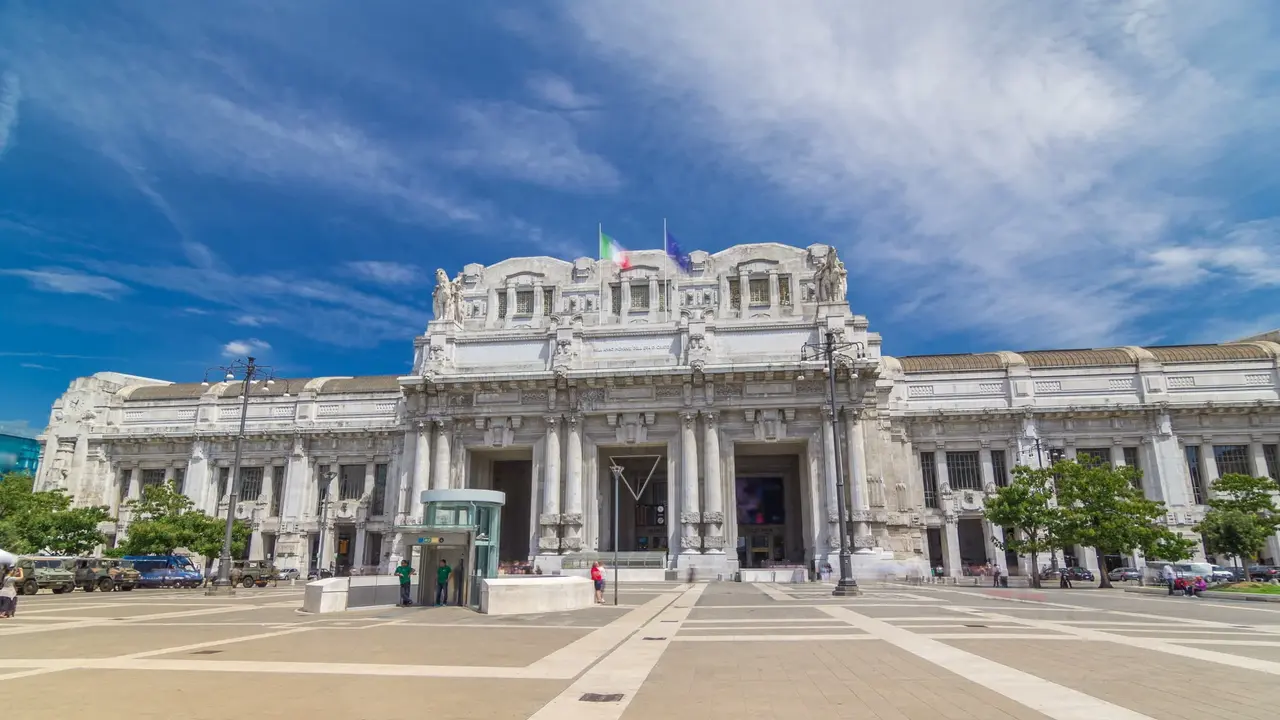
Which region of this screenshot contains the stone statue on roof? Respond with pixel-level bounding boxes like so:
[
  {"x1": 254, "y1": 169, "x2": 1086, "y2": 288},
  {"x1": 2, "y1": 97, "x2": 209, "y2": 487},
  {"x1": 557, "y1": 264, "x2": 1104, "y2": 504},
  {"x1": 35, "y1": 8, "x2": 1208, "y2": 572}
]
[
  {"x1": 815, "y1": 248, "x2": 848, "y2": 302},
  {"x1": 432, "y1": 268, "x2": 462, "y2": 323}
]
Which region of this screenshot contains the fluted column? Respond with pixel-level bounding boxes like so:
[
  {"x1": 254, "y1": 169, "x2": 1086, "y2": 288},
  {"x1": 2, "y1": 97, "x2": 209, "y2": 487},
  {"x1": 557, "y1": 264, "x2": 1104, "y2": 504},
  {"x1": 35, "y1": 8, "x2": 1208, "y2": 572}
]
[
  {"x1": 432, "y1": 419, "x2": 452, "y2": 490},
  {"x1": 702, "y1": 412, "x2": 724, "y2": 552},
  {"x1": 821, "y1": 407, "x2": 840, "y2": 551},
  {"x1": 563, "y1": 414, "x2": 584, "y2": 551},
  {"x1": 539, "y1": 415, "x2": 562, "y2": 553},
  {"x1": 409, "y1": 423, "x2": 431, "y2": 521},
  {"x1": 680, "y1": 411, "x2": 701, "y2": 553},
  {"x1": 844, "y1": 409, "x2": 870, "y2": 545}
]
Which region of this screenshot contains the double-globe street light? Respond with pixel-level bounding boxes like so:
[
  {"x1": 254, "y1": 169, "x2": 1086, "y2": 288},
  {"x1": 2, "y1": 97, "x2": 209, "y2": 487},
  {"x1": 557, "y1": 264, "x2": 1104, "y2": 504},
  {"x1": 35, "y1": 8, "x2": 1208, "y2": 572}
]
[
  {"x1": 798, "y1": 332, "x2": 866, "y2": 597},
  {"x1": 202, "y1": 356, "x2": 277, "y2": 596}
]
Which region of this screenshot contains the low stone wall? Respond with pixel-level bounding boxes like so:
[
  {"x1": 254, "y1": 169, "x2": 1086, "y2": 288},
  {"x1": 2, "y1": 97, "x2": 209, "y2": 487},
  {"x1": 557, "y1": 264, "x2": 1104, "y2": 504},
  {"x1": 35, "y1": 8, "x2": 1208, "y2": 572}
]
[
  {"x1": 302, "y1": 576, "x2": 419, "y2": 614},
  {"x1": 739, "y1": 568, "x2": 808, "y2": 583},
  {"x1": 559, "y1": 568, "x2": 668, "y2": 583},
  {"x1": 479, "y1": 576, "x2": 594, "y2": 615}
]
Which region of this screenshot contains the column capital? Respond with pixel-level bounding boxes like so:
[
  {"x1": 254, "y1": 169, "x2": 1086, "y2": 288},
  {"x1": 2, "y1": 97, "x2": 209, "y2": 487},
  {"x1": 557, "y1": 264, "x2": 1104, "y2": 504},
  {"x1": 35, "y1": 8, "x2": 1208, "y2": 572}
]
[
  {"x1": 821, "y1": 405, "x2": 835, "y2": 420},
  {"x1": 543, "y1": 414, "x2": 562, "y2": 427},
  {"x1": 565, "y1": 413, "x2": 582, "y2": 429},
  {"x1": 702, "y1": 410, "x2": 719, "y2": 427},
  {"x1": 434, "y1": 417, "x2": 452, "y2": 430},
  {"x1": 680, "y1": 411, "x2": 698, "y2": 427}
]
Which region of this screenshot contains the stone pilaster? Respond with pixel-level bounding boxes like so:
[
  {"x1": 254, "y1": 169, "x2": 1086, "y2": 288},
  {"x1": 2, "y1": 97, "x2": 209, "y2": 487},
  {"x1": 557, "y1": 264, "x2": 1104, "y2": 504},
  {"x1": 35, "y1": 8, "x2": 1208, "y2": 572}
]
[
  {"x1": 680, "y1": 411, "x2": 701, "y2": 552},
  {"x1": 701, "y1": 412, "x2": 724, "y2": 551},
  {"x1": 432, "y1": 419, "x2": 451, "y2": 491},
  {"x1": 562, "y1": 414, "x2": 584, "y2": 551},
  {"x1": 844, "y1": 408, "x2": 870, "y2": 543},
  {"x1": 539, "y1": 415, "x2": 562, "y2": 553},
  {"x1": 821, "y1": 407, "x2": 840, "y2": 550}
]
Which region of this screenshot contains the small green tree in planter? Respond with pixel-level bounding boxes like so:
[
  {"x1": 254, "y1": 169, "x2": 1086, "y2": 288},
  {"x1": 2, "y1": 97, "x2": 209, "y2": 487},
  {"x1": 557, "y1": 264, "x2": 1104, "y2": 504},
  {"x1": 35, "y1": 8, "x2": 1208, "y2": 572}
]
[
  {"x1": 983, "y1": 466, "x2": 1066, "y2": 589},
  {"x1": 1196, "y1": 473, "x2": 1280, "y2": 579}
]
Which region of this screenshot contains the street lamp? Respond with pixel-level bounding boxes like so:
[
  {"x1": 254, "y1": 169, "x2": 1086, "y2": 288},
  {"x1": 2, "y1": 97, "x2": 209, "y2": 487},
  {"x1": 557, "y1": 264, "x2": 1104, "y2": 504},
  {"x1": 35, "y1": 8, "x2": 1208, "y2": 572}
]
[
  {"x1": 798, "y1": 332, "x2": 865, "y2": 597},
  {"x1": 203, "y1": 356, "x2": 275, "y2": 596}
]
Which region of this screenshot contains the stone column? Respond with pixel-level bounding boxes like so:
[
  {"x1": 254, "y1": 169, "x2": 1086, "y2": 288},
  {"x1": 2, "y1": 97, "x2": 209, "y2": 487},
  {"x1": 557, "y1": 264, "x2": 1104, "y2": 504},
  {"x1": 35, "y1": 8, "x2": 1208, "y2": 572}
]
[
  {"x1": 943, "y1": 518, "x2": 962, "y2": 581},
  {"x1": 737, "y1": 269, "x2": 748, "y2": 314},
  {"x1": 127, "y1": 468, "x2": 142, "y2": 501},
  {"x1": 432, "y1": 420, "x2": 451, "y2": 491},
  {"x1": 768, "y1": 269, "x2": 780, "y2": 312},
  {"x1": 319, "y1": 468, "x2": 337, "y2": 572},
  {"x1": 505, "y1": 285, "x2": 516, "y2": 325},
  {"x1": 647, "y1": 277, "x2": 659, "y2": 322},
  {"x1": 362, "y1": 461, "x2": 376, "y2": 508},
  {"x1": 1201, "y1": 442, "x2": 1220, "y2": 492},
  {"x1": 845, "y1": 410, "x2": 870, "y2": 544},
  {"x1": 702, "y1": 412, "x2": 724, "y2": 552},
  {"x1": 562, "y1": 414, "x2": 584, "y2": 551},
  {"x1": 539, "y1": 415, "x2": 563, "y2": 553},
  {"x1": 821, "y1": 408, "x2": 840, "y2": 551},
  {"x1": 1250, "y1": 442, "x2": 1269, "y2": 478},
  {"x1": 184, "y1": 441, "x2": 210, "y2": 512},
  {"x1": 533, "y1": 281, "x2": 545, "y2": 323},
  {"x1": 353, "y1": 525, "x2": 367, "y2": 570},
  {"x1": 680, "y1": 411, "x2": 701, "y2": 553},
  {"x1": 410, "y1": 423, "x2": 431, "y2": 521}
]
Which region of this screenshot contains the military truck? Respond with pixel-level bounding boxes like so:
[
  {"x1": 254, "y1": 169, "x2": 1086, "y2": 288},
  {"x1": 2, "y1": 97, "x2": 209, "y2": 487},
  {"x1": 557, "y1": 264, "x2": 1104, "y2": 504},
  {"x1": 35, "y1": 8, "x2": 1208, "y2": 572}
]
[
  {"x1": 13, "y1": 557, "x2": 77, "y2": 595},
  {"x1": 63, "y1": 557, "x2": 140, "y2": 592},
  {"x1": 230, "y1": 560, "x2": 278, "y2": 588}
]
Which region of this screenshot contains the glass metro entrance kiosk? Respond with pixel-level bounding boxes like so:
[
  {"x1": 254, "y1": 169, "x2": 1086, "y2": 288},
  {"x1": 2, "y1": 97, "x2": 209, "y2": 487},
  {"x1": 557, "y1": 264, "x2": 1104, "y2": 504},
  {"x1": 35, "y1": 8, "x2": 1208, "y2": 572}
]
[{"x1": 400, "y1": 489, "x2": 504, "y2": 609}]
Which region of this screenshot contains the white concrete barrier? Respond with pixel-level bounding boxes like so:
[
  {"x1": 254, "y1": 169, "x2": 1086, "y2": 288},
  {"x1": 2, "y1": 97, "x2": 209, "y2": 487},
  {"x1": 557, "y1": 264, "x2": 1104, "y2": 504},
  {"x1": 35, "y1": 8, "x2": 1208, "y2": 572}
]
[
  {"x1": 739, "y1": 568, "x2": 808, "y2": 584},
  {"x1": 480, "y1": 576, "x2": 594, "y2": 615},
  {"x1": 302, "y1": 577, "x2": 350, "y2": 614},
  {"x1": 559, "y1": 568, "x2": 667, "y2": 583}
]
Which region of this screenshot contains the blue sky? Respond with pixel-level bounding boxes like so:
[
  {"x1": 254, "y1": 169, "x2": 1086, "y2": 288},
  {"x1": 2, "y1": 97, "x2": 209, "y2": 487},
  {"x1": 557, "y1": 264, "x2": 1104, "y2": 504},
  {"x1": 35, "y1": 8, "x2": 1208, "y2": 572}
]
[{"x1": 2, "y1": 1, "x2": 1279, "y2": 437}]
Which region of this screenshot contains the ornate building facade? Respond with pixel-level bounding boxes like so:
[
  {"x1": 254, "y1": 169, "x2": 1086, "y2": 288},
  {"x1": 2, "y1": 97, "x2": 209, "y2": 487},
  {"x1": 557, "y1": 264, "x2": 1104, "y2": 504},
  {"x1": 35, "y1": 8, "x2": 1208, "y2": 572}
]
[{"x1": 34, "y1": 243, "x2": 1280, "y2": 577}]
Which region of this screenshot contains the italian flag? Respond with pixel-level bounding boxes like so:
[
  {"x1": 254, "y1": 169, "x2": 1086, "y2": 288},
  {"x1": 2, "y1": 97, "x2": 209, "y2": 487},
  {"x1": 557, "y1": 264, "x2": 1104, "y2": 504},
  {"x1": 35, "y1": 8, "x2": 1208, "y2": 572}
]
[{"x1": 599, "y1": 230, "x2": 630, "y2": 269}]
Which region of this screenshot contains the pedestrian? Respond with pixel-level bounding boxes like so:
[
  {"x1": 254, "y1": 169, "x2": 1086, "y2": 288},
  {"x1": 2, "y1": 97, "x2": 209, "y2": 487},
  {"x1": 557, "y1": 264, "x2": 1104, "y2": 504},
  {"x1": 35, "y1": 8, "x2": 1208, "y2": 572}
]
[
  {"x1": 591, "y1": 561, "x2": 605, "y2": 605},
  {"x1": 992, "y1": 564, "x2": 1002, "y2": 588},
  {"x1": 394, "y1": 559, "x2": 414, "y2": 607},
  {"x1": 0, "y1": 568, "x2": 17, "y2": 619},
  {"x1": 1059, "y1": 568, "x2": 1072, "y2": 589},
  {"x1": 1161, "y1": 563, "x2": 1177, "y2": 595},
  {"x1": 435, "y1": 559, "x2": 451, "y2": 607}
]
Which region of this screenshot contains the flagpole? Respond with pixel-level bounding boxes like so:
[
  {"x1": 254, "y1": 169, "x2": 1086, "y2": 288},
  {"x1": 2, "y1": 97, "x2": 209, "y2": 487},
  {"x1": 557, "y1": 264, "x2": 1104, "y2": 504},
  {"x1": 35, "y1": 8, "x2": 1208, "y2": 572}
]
[
  {"x1": 599, "y1": 222, "x2": 606, "y2": 323},
  {"x1": 663, "y1": 218, "x2": 669, "y2": 320}
]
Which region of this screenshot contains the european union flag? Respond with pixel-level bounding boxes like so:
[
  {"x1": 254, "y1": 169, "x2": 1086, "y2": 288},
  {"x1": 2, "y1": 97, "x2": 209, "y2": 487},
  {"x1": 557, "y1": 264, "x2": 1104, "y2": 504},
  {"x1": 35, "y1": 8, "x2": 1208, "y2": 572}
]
[{"x1": 664, "y1": 230, "x2": 693, "y2": 273}]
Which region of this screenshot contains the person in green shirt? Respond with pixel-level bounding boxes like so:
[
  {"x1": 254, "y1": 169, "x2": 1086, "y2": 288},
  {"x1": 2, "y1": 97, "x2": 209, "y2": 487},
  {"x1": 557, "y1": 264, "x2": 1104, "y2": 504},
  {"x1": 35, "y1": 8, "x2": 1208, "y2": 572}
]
[
  {"x1": 435, "y1": 559, "x2": 451, "y2": 607},
  {"x1": 394, "y1": 560, "x2": 414, "y2": 607}
]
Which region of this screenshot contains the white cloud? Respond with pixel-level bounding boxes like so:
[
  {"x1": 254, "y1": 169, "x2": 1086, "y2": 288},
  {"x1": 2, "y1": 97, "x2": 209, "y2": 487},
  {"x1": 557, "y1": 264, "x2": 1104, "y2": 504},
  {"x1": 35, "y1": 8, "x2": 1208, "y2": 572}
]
[
  {"x1": 18, "y1": 362, "x2": 54, "y2": 370},
  {"x1": 563, "y1": 1, "x2": 1280, "y2": 347},
  {"x1": 0, "y1": 70, "x2": 18, "y2": 159},
  {"x1": 346, "y1": 261, "x2": 420, "y2": 286},
  {"x1": 222, "y1": 338, "x2": 270, "y2": 358},
  {"x1": 231, "y1": 314, "x2": 275, "y2": 327},
  {"x1": 527, "y1": 73, "x2": 597, "y2": 111},
  {"x1": 448, "y1": 102, "x2": 621, "y2": 192},
  {"x1": 2, "y1": 267, "x2": 129, "y2": 299},
  {"x1": 1143, "y1": 220, "x2": 1280, "y2": 288}
]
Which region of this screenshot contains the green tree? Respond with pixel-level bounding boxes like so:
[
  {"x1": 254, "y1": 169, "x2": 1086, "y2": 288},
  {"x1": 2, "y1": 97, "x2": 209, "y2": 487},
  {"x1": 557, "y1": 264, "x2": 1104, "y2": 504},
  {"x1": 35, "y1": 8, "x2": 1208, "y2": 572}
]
[
  {"x1": 1054, "y1": 459, "x2": 1193, "y2": 588},
  {"x1": 1195, "y1": 473, "x2": 1280, "y2": 576},
  {"x1": 115, "y1": 483, "x2": 249, "y2": 565},
  {"x1": 983, "y1": 465, "x2": 1067, "y2": 589},
  {"x1": 0, "y1": 472, "x2": 110, "y2": 555}
]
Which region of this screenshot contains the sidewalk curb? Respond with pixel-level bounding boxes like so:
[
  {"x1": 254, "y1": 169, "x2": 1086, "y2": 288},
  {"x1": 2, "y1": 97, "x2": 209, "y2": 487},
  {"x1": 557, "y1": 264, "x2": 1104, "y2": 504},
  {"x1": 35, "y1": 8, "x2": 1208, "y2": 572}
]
[{"x1": 1124, "y1": 586, "x2": 1280, "y2": 603}]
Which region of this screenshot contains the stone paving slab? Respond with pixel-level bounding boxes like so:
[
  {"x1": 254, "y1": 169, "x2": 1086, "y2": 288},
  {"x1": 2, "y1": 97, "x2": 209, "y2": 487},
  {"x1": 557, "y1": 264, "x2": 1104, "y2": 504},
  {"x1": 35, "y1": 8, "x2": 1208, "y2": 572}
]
[
  {"x1": 4, "y1": 669, "x2": 568, "y2": 720},
  {"x1": 1186, "y1": 643, "x2": 1280, "y2": 662},
  {"x1": 688, "y1": 606, "x2": 830, "y2": 620},
  {"x1": 944, "y1": 639, "x2": 1280, "y2": 720},
  {"x1": 147, "y1": 625, "x2": 591, "y2": 667},
  {"x1": 622, "y1": 640, "x2": 1054, "y2": 720},
  {"x1": 0, "y1": 625, "x2": 276, "y2": 659}
]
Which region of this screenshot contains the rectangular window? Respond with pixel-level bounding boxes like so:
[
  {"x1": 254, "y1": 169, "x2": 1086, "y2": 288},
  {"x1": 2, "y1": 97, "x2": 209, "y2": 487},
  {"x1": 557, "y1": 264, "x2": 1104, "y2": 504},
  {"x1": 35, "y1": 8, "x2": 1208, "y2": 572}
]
[
  {"x1": 515, "y1": 290, "x2": 534, "y2": 315},
  {"x1": 1265, "y1": 444, "x2": 1278, "y2": 480},
  {"x1": 175, "y1": 467, "x2": 187, "y2": 495},
  {"x1": 728, "y1": 278, "x2": 741, "y2": 309},
  {"x1": 921, "y1": 452, "x2": 938, "y2": 509},
  {"x1": 748, "y1": 278, "x2": 769, "y2": 305},
  {"x1": 316, "y1": 464, "x2": 329, "y2": 513},
  {"x1": 1214, "y1": 445, "x2": 1252, "y2": 476},
  {"x1": 631, "y1": 283, "x2": 650, "y2": 310},
  {"x1": 140, "y1": 468, "x2": 165, "y2": 489},
  {"x1": 991, "y1": 449, "x2": 1009, "y2": 487},
  {"x1": 1076, "y1": 448, "x2": 1112, "y2": 468},
  {"x1": 371, "y1": 463, "x2": 388, "y2": 515},
  {"x1": 497, "y1": 292, "x2": 508, "y2": 319},
  {"x1": 339, "y1": 464, "x2": 364, "y2": 501},
  {"x1": 270, "y1": 466, "x2": 284, "y2": 517},
  {"x1": 543, "y1": 287, "x2": 554, "y2": 315},
  {"x1": 217, "y1": 467, "x2": 230, "y2": 501},
  {"x1": 238, "y1": 466, "x2": 264, "y2": 502},
  {"x1": 779, "y1": 275, "x2": 792, "y2": 306},
  {"x1": 946, "y1": 451, "x2": 981, "y2": 490},
  {"x1": 610, "y1": 283, "x2": 622, "y2": 315},
  {"x1": 1186, "y1": 446, "x2": 1205, "y2": 504},
  {"x1": 1123, "y1": 447, "x2": 1140, "y2": 470},
  {"x1": 365, "y1": 532, "x2": 383, "y2": 567}
]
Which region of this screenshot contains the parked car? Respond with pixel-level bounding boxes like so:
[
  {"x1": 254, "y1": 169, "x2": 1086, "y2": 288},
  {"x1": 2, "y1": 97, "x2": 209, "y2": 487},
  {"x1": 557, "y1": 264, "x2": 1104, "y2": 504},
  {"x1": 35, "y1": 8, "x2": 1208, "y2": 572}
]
[
  {"x1": 1209, "y1": 565, "x2": 1240, "y2": 583},
  {"x1": 125, "y1": 555, "x2": 203, "y2": 588},
  {"x1": 1248, "y1": 565, "x2": 1280, "y2": 582},
  {"x1": 63, "y1": 557, "x2": 140, "y2": 592},
  {"x1": 230, "y1": 560, "x2": 277, "y2": 588},
  {"x1": 1107, "y1": 567, "x2": 1141, "y2": 582},
  {"x1": 276, "y1": 567, "x2": 301, "y2": 581},
  {"x1": 1041, "y1": 566, "x2": 1094, "y2": 582},
  {"x1": 12, "y1": 557, "x2": 76, "y2": 595}
]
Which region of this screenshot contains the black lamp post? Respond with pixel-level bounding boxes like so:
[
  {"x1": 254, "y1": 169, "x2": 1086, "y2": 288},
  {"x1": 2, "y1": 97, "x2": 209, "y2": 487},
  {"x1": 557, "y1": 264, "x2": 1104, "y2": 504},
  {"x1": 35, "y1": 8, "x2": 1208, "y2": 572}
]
[
  {"x1": 202, "y1": 356, "x2": 275, "y2": 595},
  {"x1": 799, "y1": 333, "x2": 865, "y2": 597}
]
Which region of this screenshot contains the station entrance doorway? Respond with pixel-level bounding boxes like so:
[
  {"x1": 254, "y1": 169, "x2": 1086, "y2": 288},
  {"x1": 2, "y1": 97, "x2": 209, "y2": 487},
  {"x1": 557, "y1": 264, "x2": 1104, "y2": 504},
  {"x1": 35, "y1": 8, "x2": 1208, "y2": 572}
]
[{"x1": 405, "y1": 530, "x2": 475, "y2": 608}]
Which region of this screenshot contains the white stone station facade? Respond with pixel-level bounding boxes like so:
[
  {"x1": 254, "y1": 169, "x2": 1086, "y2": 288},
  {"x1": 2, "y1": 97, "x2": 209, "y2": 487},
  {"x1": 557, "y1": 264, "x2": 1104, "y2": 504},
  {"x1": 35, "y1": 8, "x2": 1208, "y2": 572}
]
[{"x1": 33, "y1": 243, "x2": 1280, "y2": 579}]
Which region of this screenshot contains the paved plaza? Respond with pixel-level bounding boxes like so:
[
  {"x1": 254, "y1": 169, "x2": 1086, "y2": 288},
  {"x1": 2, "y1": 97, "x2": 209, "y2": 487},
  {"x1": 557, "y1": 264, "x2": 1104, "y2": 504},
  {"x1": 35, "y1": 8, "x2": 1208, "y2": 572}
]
[{"x1": 4, "y1": 582, "x2": 1280, "y2": 719}]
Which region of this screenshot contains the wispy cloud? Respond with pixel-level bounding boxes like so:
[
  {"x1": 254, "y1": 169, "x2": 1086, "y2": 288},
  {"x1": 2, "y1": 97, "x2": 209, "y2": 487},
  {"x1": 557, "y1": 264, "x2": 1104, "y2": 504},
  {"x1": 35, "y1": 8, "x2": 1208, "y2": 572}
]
[
  {"x1": 222, "y1": 338, "x2": 270, "y2": 358},
  {"x1": 19, "y1": 362, "x2": 55, "y2": 370},
  {"x1": 0, "y1": 70, "x2": 18, "y2": 159},
  {"x1": 563, "y1": 2, "x2": 1280, "y2": 347},
  {"x1": 527, "y1": 73, "x2": 598, "y2": 111},
  {"x1": 231, "y1": 314, "x2": 275, "y2": 328},
  {"x1": 0, "y1": 351, "x2": 123, "y2": 360},
  {"x1": 448, "y1": 101, "x2": 621, "y2": 192},
  {"x1": 1141, "y1": 220, "x2": 1280, "y2": 289},
  {"x1": 346, "y1": 261, "x2": 420, "y2": 286},
  {"x1": 2, "y1": 267, "x2": 129, "y2": 299}
]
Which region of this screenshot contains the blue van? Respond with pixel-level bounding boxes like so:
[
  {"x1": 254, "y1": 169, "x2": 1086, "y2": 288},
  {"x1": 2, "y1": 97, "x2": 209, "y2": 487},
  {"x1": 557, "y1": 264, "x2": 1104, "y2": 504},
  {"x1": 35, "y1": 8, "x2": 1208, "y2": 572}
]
[{"x1": 123, "y1": 555, "x2": 202, "y2": 589}]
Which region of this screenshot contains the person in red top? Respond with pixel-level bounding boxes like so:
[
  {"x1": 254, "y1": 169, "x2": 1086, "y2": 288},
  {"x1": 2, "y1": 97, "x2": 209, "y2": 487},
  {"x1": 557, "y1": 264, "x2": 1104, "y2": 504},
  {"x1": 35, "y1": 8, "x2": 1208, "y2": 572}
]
[{"x1": 591, "y1": 561, "x2": 605, "y2": 605}]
